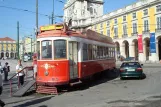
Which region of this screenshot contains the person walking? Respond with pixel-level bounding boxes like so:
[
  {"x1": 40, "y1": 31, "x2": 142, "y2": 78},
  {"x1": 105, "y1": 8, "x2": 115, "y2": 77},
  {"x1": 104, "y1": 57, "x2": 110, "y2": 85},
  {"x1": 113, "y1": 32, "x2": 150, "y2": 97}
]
[
  {"x1": 16, "y1": 60, "x2": 24, "y2": 87},
  {"x1": 3, "y1": 62, "x2": 10, "y2": 81},
  {"x1": 0, "y1": 72, "x2": 5, "y2": 107},
  {"x1": 32, "y1": 55, "x2": 37, "y2": 79},
  {"x1": 0, "y1": 62, "x2": 3, "y2": 74}
]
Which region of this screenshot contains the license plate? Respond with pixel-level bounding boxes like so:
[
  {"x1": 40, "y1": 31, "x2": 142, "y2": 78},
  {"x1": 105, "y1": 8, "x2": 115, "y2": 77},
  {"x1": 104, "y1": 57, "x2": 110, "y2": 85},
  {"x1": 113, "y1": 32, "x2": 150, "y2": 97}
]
[{"x1": 127, "y1": 69, "x2": 135, "y2": 71}]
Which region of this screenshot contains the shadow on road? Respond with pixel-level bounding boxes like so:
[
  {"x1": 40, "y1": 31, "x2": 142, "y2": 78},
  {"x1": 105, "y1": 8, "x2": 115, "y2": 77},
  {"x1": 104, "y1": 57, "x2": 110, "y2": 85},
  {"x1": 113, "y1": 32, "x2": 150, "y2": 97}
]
[
  {"x1": 12, "y1": 96, "x2": 53, "y2": 107},
  {"x1": 66, "y1": 68, "x2": 120, "y2": 92},
  {"x1": 121, "y1": 73, "x2": 146, "y2": 80}
]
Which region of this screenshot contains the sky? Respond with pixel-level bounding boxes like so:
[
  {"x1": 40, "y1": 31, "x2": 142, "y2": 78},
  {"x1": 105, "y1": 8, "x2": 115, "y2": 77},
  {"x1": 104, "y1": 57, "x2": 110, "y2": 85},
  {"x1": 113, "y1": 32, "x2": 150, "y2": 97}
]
[{"x1": 0, "y1": 0, "x2": 137, "y2": 40}]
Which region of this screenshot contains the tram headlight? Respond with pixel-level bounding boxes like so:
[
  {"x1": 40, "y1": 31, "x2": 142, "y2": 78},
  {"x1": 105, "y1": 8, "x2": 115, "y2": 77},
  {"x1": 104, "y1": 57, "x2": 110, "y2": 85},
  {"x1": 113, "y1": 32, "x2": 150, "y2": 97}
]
[{"x1": 44, "y1": 71, "x2": 49, "y2": 76}]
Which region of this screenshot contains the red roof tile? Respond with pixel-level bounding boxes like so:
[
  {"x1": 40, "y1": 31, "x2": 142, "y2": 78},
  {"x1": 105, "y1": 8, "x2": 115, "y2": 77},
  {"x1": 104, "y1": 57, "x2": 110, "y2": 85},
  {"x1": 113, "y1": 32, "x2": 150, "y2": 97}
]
[{"x1": 0, "y1": 37, "x2": 15, "y2": 41}]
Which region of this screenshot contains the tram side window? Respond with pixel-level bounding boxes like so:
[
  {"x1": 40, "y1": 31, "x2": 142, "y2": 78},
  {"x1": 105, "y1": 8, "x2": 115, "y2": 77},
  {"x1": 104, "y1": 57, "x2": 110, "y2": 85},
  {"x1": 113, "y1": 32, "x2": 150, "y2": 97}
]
[
  {"x1": 108, "y1": 48, "x2": 111, "y2": 58},
  {"x1": 112, "y1": 48, "x2": 115, "y2": 58},
  {"x1": 37, "y1": 41, "x2": 40, "y2": 59},
  {"x1": 54, "y1": 40, "x2": 67, "y2": 59},
  {"x1": 97, "y1": 46, "x2": 100, "y2": 59},
  {"x1": 88, "y1": 44, "x2": 92, "y2": 60},
  {"x1": 93, "y1": 45, "x2": 97, "y2": 60},
  {"x1": 41, "y1": 40, "x2": 52, "y2": 59},
  {"x1": 83, "y1": 44, "x2": 88, "y2": 61},
  {"x1": 106, "y1": 47, "x2": 109, "y2": 58},
  {"x1": 110, "y1": 48, "x2": 112, "y2": 58},
  {"x1": 103, "y1": 47, "x2": 106, "y2": 58},
  {"x1": 100, "y1": 47, "x2": 103, "y2": 59}
]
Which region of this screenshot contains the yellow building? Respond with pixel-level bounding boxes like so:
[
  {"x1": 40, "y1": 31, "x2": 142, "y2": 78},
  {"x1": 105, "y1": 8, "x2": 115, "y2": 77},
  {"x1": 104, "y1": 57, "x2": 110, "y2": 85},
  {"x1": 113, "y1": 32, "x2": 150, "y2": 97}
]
[
  {"x1": 0, "y1": 37, "x2": 17, "y2": 59},
  {"x1": 90, "y1": 0, "x2": 161, "y2": 62}
]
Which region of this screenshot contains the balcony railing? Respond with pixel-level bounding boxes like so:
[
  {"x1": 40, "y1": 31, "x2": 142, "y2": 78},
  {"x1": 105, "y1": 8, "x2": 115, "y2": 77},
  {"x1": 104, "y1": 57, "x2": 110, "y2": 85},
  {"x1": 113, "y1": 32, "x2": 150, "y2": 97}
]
[
  {"x1": 122, "y1": 34, "x2": 128, "y2": 38},
  {"x1": 155, "y1": 28, "x2": 161, "y2": 32},
  {"x1": 142, "y1": 30, "x2": 150, "y2": 34},
  {"x1": 113, "y1": 36, "x2": 118, "y2": 39},
  {"x1": 131, "y1": 32, "x2": 138, "y2": 36}
]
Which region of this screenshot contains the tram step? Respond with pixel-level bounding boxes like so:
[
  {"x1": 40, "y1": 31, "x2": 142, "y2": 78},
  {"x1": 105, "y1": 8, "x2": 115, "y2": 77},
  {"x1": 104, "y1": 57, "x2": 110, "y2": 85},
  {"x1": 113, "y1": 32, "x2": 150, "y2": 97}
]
[
  {"x1": 70, "y1": 80, "x2": 82, "y2": 86},
  {"x1": 36, "y1": 86, "x2": 58, "y2": 95}
]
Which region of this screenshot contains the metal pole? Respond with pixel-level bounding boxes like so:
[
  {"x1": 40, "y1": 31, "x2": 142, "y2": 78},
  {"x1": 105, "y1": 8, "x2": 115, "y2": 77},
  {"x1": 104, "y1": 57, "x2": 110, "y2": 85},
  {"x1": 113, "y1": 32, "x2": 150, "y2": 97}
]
[
  {"x1": 36, "y1": 0, "x2": 38, "y2": 30},
  {"x1": 31, "y1": 37, "x2": 32, "y2": 53},
  {"x1": 35, "y1": 0, "x2": 38, "y2": 53},
  {"x1": 23, "y1": 37, "x2": 24, "y2": 61},
  {"x1": 51, "y1": 0, "x2": 54, "y2": 24},
  {"x1": 17, "y1": 21, "x2": 19, "y2": 59}
]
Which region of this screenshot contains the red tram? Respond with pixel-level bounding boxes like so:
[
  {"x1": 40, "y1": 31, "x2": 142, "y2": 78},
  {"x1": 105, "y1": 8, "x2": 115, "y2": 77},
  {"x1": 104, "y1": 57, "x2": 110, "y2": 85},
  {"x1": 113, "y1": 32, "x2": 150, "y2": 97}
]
[{"x1": 36, "y1": 23, "x2": 116, "y2": 94}]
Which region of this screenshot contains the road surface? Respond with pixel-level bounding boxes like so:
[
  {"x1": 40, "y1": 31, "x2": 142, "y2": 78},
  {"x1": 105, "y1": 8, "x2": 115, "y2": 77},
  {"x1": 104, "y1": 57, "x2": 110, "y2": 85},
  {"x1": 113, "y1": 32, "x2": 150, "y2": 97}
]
[{"x1": 0, "y1": 60, "x2": 161, "y2": 107}]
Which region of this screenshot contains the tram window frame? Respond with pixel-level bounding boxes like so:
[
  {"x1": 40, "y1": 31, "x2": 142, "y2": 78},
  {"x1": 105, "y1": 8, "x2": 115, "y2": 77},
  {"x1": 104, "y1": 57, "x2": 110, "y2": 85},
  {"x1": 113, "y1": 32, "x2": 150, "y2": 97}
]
[
  {"x1": 37, "y1": 41, "x2": 40, "y2": 60},
  {"x1": 54, "y1": 40, "x2": 67, "y2": 60},
  {"x1": 88, "y1": 44, "x2": 92, "y2": 60},
  {"x1": 83, "y1": 43, "x2": 88, "y2": 61},
  {"x1": 41, "y1": 40, "x2": 52, "y2": 59}
]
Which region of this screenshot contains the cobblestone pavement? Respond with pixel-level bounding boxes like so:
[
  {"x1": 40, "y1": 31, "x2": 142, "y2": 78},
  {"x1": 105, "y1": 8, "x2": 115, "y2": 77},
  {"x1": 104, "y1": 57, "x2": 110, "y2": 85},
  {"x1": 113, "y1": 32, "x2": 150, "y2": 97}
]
[{"x1": 1, "y1": 60, "x2": 161, "y2": 107}]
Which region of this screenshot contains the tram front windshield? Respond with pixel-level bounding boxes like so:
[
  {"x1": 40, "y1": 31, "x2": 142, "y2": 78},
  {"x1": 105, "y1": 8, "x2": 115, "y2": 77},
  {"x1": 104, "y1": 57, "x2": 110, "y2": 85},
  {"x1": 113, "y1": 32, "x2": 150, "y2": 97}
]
[
  {"x1": 40, "y1": 40, "x2": 67, "y2": 60},
  {"x1": 54, "y1": 40, "x2": 66, "y2": 59},
  {"x1": 42, "y1": 40, "x2": 52, "y2": 59}
]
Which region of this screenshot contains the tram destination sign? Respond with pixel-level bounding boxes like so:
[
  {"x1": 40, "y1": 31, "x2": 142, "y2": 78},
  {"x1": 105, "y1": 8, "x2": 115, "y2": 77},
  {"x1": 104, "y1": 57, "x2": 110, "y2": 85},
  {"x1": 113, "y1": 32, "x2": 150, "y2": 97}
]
[{"x1": 40, "y1": 24, "x2": 64, "y2": 31}]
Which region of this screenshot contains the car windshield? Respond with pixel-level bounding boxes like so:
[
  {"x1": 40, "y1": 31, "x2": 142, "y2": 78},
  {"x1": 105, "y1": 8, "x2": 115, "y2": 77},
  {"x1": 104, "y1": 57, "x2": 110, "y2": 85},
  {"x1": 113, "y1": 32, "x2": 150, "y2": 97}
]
[{"x1": 121, "y1": 62, "x2": 141, "y2": 68}]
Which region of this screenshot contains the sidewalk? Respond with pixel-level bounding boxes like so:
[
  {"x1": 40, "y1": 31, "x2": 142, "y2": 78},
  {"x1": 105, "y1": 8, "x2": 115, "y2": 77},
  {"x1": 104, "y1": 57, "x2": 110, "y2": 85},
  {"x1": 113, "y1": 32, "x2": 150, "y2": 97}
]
[{"x1": 116, "y1": 61, "x2": 161, "y2": 67}]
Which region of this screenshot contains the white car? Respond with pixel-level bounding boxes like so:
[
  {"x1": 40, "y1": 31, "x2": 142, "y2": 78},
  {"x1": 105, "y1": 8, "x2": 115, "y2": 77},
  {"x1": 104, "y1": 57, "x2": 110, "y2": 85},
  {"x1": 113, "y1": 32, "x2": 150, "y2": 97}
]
[{"x1": 24, "y1": 55, "x2": 28, "y2": 62}]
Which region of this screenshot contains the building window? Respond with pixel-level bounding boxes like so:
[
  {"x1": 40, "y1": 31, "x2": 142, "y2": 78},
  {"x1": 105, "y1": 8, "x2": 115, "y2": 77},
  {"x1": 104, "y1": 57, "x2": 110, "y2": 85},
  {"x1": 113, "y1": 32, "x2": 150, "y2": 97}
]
[
  {"x1": 114, "y1": 19, "x2": 117, "y2": 24},
  {"x1": 144, "y1": 20, "x2": 149, "y2": 31},
  {"x1": 132, "y1": 12, "x2": 136, "y2": 19},
  {"x1": 143, "y1": 9, "x2": 148, "y2": 16},
  {"x1": 107, "y1": 29, "x2": 110, "y2": 36},
  {"x1": 107, "y1": 21, "x2": 110, "y2": 26},
  {"x1": 156, "y1": 5, "x2": 161, "y2": 12},
  {"x1": 123, "y1": 24, "x2": 127, "y2": 35},
  {"x1": 133, "y1": 23, "x2": 137, "y2": 33},
  {"x1": 157, "y1": 17, "x2": 161, "y2": 29},
  {"x1": 123, "y1": 16, "x2": 126, "y2": 22},
  {"x1": 114, "y1": 27, "x2": 118, "y2": 36}
]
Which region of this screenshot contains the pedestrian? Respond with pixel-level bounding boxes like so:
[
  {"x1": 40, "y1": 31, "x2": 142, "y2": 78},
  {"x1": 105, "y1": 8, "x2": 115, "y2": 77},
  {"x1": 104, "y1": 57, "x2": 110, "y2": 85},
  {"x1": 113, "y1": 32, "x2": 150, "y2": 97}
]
[
  {"x1": 0, "y1": 62, "x2": 3, "y2": 74},
  {"x1": 32, "y1": 55, "x2": 37, "y2": 79},
  {"x1": 3, "y1": 62, "x2": 10, "y2": 81},
  {"x1": 16, "y1": 60, "x2": 24, "y2": 87},
  {"x1": 0, "y1": 73, "x2": 5, "y2": 107}
]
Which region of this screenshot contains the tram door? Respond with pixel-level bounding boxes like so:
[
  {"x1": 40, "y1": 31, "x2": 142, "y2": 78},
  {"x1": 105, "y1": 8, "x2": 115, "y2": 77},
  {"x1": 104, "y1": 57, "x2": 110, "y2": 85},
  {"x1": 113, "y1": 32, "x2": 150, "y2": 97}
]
[{"x1": 69, "y1": 42, "x2": 78, "y2": 79}]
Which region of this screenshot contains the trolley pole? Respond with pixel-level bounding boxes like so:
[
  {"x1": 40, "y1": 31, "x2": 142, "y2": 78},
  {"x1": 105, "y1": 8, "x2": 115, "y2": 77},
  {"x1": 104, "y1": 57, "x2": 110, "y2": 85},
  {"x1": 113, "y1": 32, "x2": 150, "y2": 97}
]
[{"x1": 17, "y1": 21, "x2": 20, "y2": 59}]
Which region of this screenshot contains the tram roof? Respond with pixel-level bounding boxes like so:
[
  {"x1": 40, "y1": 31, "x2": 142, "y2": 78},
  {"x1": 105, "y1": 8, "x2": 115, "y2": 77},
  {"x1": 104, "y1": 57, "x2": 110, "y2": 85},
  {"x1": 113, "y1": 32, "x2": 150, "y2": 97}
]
[{"x1": 37, "y1": 23, "x2": 114, "y2": 45}]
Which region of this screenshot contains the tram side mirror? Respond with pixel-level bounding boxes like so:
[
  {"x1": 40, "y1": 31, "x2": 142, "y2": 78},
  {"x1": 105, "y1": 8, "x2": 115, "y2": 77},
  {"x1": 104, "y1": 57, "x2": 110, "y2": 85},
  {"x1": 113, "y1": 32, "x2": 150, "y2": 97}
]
[{"x1": 141, "y1": 64, "x2": 143, "y2": 66}]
